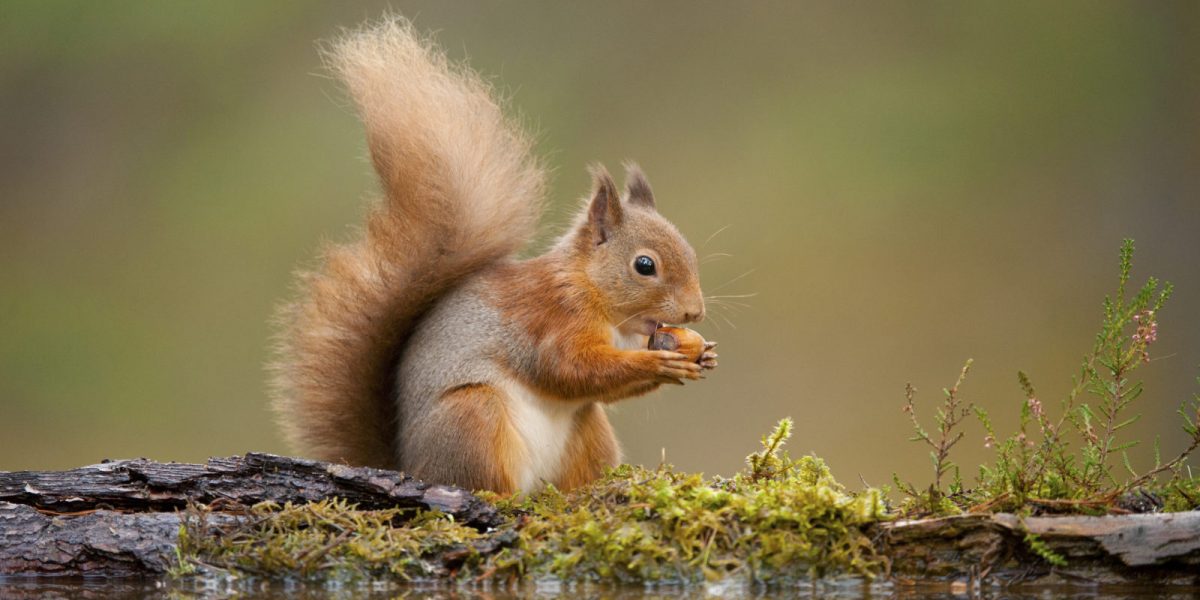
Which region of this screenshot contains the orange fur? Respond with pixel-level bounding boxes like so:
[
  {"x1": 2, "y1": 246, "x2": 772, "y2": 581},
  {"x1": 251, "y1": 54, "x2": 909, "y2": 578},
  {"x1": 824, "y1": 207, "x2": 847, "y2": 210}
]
[
  {"x1": 489, "y1": 168, "x2": 706, "y2": 403},
  {"x1": 557, "y1": 403, "x2": 621, "y2": 489},
  {"x1": 407, "y1": 384, "x2": 520, "y2": 492},
  {"x1": 270, "y1": 18, "x2": 544, "y2": 468},
  {"x1": 491, "y1": 257, "x2": 660, "y2": 398}
]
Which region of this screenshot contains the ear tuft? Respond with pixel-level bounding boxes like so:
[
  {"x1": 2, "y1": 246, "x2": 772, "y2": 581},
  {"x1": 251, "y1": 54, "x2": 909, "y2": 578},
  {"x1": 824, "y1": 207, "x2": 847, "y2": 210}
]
[
  {"x1": 587, "y1": 164, "x2": 621, "y2": 245},
  {"x1": 623, "y1": 161, "x2": 655, "y2": 209}
]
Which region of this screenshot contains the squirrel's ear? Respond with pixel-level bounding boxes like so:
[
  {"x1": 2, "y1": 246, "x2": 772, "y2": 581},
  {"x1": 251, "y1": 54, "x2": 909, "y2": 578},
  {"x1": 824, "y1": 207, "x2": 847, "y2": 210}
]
[
  {"x1": 623, "y1": 161, "x2": 655, "y2": 210},
  {"x1": 586, "y1": 164, "x2": 622, "y2": 245}
]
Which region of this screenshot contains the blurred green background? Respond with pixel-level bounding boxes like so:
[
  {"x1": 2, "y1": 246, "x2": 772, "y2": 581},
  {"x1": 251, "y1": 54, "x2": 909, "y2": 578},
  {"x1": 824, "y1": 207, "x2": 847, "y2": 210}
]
[{"x1": 2, "y1": 2, "x2": 1198, "y2": 491}]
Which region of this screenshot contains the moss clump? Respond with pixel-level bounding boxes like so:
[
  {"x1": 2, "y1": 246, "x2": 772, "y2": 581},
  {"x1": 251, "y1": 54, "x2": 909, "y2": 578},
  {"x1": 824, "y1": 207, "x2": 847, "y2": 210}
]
[
  {"x1": 485, "y1": 458, "x2": 886, "y2": 583},
  {"x1": 175, "y1": 419, "x2": 888, "y2": 586},
  {"x1": 176, "y1": 498, "x2": 486, "y2": 581}
]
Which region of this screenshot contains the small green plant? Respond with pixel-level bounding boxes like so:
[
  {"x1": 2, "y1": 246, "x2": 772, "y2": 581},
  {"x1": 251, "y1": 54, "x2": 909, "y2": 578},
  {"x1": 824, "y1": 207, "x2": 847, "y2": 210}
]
[
  {"x1": 899, "y1": 239, "x2": 1200, "y2": 515},
  {"x1": 745, "y1": 416, "x2": 794, "y2": 482},
  {"x1": 895, "y1": 360, "x2": 973, "y2": 515},
  {"x1": 1022, "y1": 532, "x2": 1067, "y2": 567},
  {"x1": 1074, "y1": 239, "x2": 1174, "y2": 493}
]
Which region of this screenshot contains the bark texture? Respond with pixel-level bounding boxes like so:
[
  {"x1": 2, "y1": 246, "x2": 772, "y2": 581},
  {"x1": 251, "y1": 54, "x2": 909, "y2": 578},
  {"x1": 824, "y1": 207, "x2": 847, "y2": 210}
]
[
  {"x1": 878, "y1": 512, "x2": 1200, "y2": 586},
  {"x1": 0, "y1": 502, "x2": 229, "y2": 577},
  {"x1": 0, "y1": 453, "x2": 497, "y2": 526}
]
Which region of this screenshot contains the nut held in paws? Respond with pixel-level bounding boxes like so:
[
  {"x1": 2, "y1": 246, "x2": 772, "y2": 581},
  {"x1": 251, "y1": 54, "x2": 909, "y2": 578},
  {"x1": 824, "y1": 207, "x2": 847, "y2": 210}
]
[{"x1": 648, "y1": 326, "x2": 707, "y2": 363}]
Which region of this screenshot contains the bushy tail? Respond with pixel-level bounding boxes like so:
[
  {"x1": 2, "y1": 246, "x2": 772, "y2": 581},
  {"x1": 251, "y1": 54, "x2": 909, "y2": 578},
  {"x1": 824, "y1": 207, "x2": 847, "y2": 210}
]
[{"x1": 270, "y1": 18, "x2": 545, "y2": 468}]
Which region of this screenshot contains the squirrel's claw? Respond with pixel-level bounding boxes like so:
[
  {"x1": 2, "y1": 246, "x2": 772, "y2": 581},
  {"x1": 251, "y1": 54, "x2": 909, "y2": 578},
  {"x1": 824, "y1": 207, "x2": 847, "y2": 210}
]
[{"x1": 699, "y1": 341, "x2": 718, "y2": 370}]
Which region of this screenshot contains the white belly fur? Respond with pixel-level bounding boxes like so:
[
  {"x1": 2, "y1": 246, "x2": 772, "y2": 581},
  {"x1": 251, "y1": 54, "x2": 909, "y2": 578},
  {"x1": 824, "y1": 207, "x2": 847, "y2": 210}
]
[
  {"x1": 498, "y1": 378, "x2": 581, "y2": 492},
  {"x1": 498, "y1": 328, "x2": 644, "y2": 493},
  {"x1": 611, "y1": 327, "x2": 648, "y2": 351}
]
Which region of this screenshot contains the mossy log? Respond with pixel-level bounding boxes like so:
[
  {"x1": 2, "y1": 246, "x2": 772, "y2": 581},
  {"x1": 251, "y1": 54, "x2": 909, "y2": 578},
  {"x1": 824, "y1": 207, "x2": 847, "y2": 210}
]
[
  {"x1": 3, "y1": 454, "x2": 1199, "y2": 586},
  {"x1": 0, "y1": 453, "x2": 497, "y2": 577}
]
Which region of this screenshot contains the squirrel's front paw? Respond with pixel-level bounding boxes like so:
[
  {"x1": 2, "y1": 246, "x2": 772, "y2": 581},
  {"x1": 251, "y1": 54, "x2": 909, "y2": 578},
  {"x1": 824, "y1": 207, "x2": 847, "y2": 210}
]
[
  {"x1": 699, "y1": 340, "x2": 718, "y2": 370},
  {"x1": 645, "y1": 349, "x2": 703, "y2": 384}
]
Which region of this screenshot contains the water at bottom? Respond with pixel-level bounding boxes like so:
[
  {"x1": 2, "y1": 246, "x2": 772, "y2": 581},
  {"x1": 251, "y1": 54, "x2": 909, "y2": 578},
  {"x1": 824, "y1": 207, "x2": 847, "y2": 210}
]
[{"x1": 2, "y1": 576, "x2": 1199, "y2": 600}]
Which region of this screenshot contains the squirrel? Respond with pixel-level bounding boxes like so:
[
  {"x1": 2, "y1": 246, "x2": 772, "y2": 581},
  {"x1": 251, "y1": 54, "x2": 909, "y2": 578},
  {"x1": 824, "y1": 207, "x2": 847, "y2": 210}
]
[{"x1": 270, "y1": 18, "x2": 717, "y2": 494}]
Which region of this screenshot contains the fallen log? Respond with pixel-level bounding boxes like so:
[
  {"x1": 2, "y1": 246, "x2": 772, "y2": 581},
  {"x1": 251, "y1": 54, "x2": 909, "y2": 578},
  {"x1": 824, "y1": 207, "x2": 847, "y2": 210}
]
[
  {"x1": 0, "y1": 453, "x2": 497, "y2": 527},
  {"x1": 879, "y1": 512, "x2": 1200, "y2": 586},
  {"x1": 0, "y1": 453, "x2": 499, "y2": 578},
  {"x1": 0, "y1": 502, "x2": 226, "y2": 576},
  {"x1": 2, "y1": 455, "x2": 1199, "y2": 588}
]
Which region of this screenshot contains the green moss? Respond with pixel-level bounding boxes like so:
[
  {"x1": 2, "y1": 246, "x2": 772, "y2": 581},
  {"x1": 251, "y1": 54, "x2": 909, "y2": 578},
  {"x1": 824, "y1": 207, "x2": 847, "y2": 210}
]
[
  {"x1": 486, "y1": 460, "x2": 885, "y2": 583},
  {"x1": 177, "y1": 498, "x2": 486, "y2": 582},
  {"x1": 175, "y1": 419, "x2": 888, "y2": 585},
  {"x1": 1161, "y1": 477, "x2": 1200, "y2": 513},
  {"x1": 1022, "y1": 532, "x2": 1067, "y2": 567}
]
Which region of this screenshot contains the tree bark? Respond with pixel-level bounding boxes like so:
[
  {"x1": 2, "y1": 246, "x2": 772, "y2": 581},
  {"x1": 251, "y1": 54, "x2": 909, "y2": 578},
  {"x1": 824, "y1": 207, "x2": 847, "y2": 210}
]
[
  {"x1": 877, "y1": 512, "x2": 1200, "y2": 586},
  {"x1": 0, "y1": 502, "x2": 227, "y2": 577},
  {"x1": 0, "y1": 453, "x2": 497, "y2": 526}
]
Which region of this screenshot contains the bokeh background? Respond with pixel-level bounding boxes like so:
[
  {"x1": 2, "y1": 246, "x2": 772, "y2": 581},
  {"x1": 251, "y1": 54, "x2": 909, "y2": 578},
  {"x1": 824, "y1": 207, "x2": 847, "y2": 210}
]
[{"x1": 3, "y1": 2, "x2": 1198, "y2": 492}]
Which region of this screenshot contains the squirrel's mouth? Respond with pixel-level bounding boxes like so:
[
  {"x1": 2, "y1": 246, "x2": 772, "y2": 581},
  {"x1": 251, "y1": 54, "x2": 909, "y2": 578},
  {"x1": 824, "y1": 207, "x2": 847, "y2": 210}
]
[{"x1": 635, "y1": 319, "x2": 663, "y2": 337}]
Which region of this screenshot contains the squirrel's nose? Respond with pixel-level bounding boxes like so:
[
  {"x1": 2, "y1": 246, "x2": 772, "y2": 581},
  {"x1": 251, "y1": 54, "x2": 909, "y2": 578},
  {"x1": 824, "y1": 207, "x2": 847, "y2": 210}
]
[{"x1": 683, "y1": 304, "x2": 705, "y2": 323}]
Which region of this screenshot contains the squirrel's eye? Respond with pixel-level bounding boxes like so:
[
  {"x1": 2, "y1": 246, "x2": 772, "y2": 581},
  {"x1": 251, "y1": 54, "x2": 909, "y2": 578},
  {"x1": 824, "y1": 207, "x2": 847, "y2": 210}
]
[{"x1": 634, "y1": 255, "x2": 656, "y2": 276}]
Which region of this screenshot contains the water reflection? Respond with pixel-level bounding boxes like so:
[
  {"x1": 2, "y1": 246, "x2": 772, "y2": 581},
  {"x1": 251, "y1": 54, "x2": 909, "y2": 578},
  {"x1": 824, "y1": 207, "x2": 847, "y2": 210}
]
[{"x1": 3, "y1": 578, "x2": 1199, "y2": 599}]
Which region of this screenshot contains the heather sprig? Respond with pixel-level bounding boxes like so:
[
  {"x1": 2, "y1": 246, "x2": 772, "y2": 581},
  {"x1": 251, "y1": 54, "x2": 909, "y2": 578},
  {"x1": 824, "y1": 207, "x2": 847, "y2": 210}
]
[{"x1": 898, "y1": 239, "x2": 1199, "y2": 516}]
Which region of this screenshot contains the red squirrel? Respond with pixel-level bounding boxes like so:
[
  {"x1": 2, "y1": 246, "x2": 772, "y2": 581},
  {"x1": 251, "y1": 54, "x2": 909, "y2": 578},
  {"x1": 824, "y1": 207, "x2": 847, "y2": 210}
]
[{"x1": 271, "y1": 18, "x2": 717, "y2": 493}]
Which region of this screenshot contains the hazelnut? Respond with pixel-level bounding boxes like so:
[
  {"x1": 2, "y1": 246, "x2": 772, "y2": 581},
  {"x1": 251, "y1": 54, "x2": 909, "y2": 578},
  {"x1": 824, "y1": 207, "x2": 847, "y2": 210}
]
[{"x1": 648, "y1": 326, "x2": 707, "y2": 363}]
